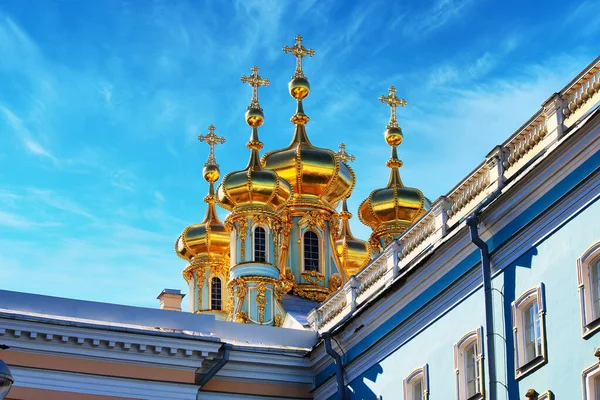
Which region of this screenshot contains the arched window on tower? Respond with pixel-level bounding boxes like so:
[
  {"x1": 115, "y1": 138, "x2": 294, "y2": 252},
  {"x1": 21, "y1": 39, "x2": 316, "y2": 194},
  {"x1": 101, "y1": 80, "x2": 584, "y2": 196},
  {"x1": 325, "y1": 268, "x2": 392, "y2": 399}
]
[
  {"x1": 304, "y1": 231, "x2": 319, "y2": 272},
  {"x1": 211, "y1": 277, "x2": 222, "y2": 310},
  {"x1": 254, "y1": 226, "x2": 266, "y2": 263}
]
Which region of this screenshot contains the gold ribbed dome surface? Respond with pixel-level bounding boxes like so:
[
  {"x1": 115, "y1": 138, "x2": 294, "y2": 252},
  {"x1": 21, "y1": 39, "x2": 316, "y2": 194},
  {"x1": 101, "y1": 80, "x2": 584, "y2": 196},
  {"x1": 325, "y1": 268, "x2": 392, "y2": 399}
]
[
  {"x1": 175, "y1": 189, "x2": 230, "y2": 263},
  {"x1": 335, "y1": 198, "x2": 371, "y2": 276},
  {"x1": 216, "y1": 140, "x2": 293, "y2": 211},
  {"x1": 358, "y1": 149, "x2": 430, "y2": 242},
  {"x1": 262, "y1": 124, "x2": 355, "y2": 208}
]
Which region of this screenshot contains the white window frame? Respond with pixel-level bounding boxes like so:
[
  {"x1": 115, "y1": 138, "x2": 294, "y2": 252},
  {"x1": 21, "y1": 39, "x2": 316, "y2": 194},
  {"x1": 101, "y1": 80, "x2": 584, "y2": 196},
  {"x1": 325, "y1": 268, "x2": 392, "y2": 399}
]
[
  {"x1": 583, "y1": 362, "x2": 600, "y2": 400},
  {"x1": 512, "y1": 283, "x2": 547, "y2": 378},
  {"x1": 252, "y1": 224, "x2": 270, "y2": 264},
  {"x1": 208, "y1": 274, "x2": 224, "y2": 311},
  {"x1": 301, "y1": 228, "x2": 323, "y2": 273},
  {"x1": 403, "y1": 364, "x2": 429, "y2": 400},
  {"x1": 454, "y1": 327, "x2": 484, "y2": 400},
  {"x1": 536, "y1": 390, "x2": 553, "y2": 400},
  {"x1": 578, "y1": 242, "x2": 600, "y2": 337}
]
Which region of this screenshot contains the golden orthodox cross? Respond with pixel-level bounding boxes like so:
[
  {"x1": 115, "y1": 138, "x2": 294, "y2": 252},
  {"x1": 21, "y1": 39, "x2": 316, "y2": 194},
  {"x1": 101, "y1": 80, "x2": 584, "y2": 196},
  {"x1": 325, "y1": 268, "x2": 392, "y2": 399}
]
[
  {"x1": 240, "y1": 66, "x2": 270, "y2": 109},
  {"x1": 379, "y1": 86, "x2": 407, "y2": 128},
  {"x1": 336, "y1": 143, "x2": 356, "y2": 163},
  {"x1": 283, "y1": 35, "x2": 315, "y2": 78},
  {"x1": 198, "y1": 125, "x2": 226, "y2": 165}
]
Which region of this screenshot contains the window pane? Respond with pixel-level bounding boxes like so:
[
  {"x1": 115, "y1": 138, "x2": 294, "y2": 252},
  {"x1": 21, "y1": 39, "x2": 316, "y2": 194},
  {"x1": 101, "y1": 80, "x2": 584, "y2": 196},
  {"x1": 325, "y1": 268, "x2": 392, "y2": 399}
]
[
  {"x1": 412, "y1": 378, "x2": 423, "y2": 400},
  {"x1": 211, "y1": 277, "x2": 222, "y2": 310},
  {"x1": 593, "y1": 261, "x2": 600, "y2": 320},
  {"x1": 304, "y1": 231, "x2": 319, "y2": 271},
  {"x1": 465, "y1": 343, "x2": 478, "y2": 397},
  {"x1": 254, "y1": 227, "x2": 266, "y2": 263},
  {"x1": 524, "y1": 302, "x2": 539, "y2": 363}
]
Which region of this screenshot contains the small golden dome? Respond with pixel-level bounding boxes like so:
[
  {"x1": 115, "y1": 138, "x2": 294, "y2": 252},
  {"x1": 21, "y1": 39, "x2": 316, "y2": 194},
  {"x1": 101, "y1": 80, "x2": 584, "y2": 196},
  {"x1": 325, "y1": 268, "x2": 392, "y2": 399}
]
[
  {"x1": 177, "y1": 126, "x2": 230, "y2": 264},
  {"x1": 175, "y1": 181, "x2": 230, "y2": 263},
  {"x1": 359, "y1": 88, "x2": 429, "y2": 249},
  {"x1": 335, "y1": 198, "x2": 371, "y2": 276},
  {"x1": 217, "y1": 127, "x2": 293, "y2": 212}
]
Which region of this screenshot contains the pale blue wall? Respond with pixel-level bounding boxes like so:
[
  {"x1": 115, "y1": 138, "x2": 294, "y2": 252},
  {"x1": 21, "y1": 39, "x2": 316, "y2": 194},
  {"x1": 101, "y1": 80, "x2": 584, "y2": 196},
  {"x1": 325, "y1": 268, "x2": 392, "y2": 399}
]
[{"x1": 342, "y1": 195, "x2": 600, "y2": 399}]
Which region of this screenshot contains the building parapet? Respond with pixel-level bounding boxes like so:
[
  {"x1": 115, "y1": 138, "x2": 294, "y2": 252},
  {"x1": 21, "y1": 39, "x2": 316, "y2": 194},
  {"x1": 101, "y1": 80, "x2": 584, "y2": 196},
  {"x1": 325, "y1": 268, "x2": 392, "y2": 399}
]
[{"x1": 309, "y1": 55, "x2": 600, "y2": 333}]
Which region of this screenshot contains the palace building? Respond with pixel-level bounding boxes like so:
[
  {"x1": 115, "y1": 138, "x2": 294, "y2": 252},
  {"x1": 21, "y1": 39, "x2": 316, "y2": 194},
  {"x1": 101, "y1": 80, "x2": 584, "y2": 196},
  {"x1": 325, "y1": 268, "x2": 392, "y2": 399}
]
[{"x1": 0, "y1": 37, "x2": 599, "y2": 400}]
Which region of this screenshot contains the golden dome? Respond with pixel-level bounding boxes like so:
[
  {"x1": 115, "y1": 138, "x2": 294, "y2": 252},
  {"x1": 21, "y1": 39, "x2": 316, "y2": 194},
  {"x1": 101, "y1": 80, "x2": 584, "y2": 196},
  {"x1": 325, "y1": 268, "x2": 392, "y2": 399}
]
[
  {"x1": 263, "y1": 35, "x2": 353, "y2": 209},
  {"x1": 335, "y1": 198, "x2": 371, "y2": 276},
  {"x1": 217, "y1": 130, "x2": 293, "y2": 212},
  {"x1": 217, "y1": 66, "x2": 293, "y2": 213},
  {"x1": 175, "y1": 182, "x2": 230, "y2": 263},
  {"x1": 262, "y1": 122, "x2": 355, "y2": 209},
  {"x1": 176, "y1": 125, "x2": 230, "y2": 264},
  {"x1": 358, "y1": 87, "x2": 429, "y2": 249}
]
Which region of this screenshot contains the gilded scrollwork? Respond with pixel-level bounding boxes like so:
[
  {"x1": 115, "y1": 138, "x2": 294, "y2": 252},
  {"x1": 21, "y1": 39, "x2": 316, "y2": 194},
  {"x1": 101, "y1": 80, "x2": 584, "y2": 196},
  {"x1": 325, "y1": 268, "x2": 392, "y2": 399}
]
[
  {"x1": 237, "y1": 218, "x2": 249, "y2": 262},
  {"x1": 274, "y1": 314, "x2": 283, "y2": 327},
  {"x1": 300, "y1": 269, "x2": 325, "y2": 285},
  {"x1": 196, "y1": 268, "x2": 206, "y2": 311},
  {"x1": 255, "y1": 282, "x2": 267, "y2": 323},
  {"x1": 298, "y1": 210, "x2": 326, "y2": 231},
  {"x1": 293, "y1": 285, "x2": 329, "y2": 302},
  {"x1": 280, "y1": 268, "x2": 295, "y2": 293},
  {"x1": 235, "y1": 311, "x2": 249, "y2": 323},
  {"x1": 328, "y1": 274, "x2": 342, "y2": 292}
]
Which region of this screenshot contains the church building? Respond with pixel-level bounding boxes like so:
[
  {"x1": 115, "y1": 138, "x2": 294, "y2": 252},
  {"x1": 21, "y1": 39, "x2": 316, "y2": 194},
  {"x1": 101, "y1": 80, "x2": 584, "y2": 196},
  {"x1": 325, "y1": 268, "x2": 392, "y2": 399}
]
[{"x1": 0, "y1": 37, "x2": 599, "y2": 400}]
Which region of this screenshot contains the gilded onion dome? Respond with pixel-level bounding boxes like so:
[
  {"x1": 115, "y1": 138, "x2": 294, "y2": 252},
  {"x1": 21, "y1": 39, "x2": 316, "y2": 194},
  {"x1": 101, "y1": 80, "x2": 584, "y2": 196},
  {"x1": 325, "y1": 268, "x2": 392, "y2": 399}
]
[
  {"x1": 358, "y1": 87, "x2": 430, "y2": 250},
  {"x1": 262, "y1": 35, "x2": 355, "y2": 209},
  {"x1": 175, "y1": 126, "x2": 230, "y2": 263},
  {"x1": 216, "y1": 66, "x2": 293, "y2": 212},
  {"x1": 335, "y1": 198, "x2": 371, "y2": 276}
]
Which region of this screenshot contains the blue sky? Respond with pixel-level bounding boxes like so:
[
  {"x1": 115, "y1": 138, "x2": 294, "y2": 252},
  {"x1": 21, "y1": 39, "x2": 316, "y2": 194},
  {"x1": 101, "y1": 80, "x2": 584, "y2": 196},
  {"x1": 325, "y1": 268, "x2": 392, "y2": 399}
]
[{"x1": 1, "y1": 0, "x2": 598, "y2": 307}]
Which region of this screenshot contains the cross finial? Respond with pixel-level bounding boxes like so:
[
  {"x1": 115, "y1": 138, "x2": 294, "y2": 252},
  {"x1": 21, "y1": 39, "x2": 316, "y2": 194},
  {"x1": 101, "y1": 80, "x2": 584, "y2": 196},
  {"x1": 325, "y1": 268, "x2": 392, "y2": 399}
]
[
  {"x1": 198, "y1": 125, "x2": 226, "y2": 166},
  {"x1": 241, "y1": 65, "x2": 270, "y2": 109},
  {"x1": 336, "y1": 143, "x2": 356, "y2": 163},
  {"x1": 283, "y1": 34, "x2": 315, "y2": 78},
  {"x1": 379, "y1": 86, "x2": 407, "y2": 128}
]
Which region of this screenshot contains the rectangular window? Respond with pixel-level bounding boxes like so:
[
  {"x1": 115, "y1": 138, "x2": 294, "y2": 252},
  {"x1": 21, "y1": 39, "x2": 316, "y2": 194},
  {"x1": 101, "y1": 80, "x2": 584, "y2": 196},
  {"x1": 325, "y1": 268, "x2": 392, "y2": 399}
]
[
  {"x1": 465, "y1": 343, "x2": 479, "y2": 398},
  {"x1": 523, "y1": 302, "x2": 542, "y2": 362},
  {"x1": 454, "y1": 328, "x2": 483, "y2": 400},
  {"x1": 413, "y1": 379, "x2": 423, "y2": 400},
  {"x1": 591, "y1": 262, "x2": 600, "y2": 319}
]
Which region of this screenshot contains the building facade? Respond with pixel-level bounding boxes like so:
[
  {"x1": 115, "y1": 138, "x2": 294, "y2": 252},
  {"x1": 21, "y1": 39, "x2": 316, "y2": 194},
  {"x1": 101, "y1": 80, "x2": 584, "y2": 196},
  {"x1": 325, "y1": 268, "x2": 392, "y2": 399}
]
[{"x1": 0, "y1": 39, "x2": 599, "y2": 400}]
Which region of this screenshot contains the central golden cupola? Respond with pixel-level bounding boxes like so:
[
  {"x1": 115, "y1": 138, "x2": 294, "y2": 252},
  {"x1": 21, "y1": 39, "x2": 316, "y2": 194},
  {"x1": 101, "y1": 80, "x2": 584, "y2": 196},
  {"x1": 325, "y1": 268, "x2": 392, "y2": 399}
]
[
  {"x1": 262, "y1": 35, "x2": 355, "y2": 211},
  {"x1": 358, "y1": 87, "x2": 430, "y2": 252}
]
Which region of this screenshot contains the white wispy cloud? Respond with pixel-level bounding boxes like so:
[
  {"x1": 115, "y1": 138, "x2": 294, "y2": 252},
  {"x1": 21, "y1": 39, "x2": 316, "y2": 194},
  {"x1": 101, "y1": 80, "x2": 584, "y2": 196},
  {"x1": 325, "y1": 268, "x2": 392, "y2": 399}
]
[{"x1": 0, "y1": 105, "x2": 58, "y2": 163}]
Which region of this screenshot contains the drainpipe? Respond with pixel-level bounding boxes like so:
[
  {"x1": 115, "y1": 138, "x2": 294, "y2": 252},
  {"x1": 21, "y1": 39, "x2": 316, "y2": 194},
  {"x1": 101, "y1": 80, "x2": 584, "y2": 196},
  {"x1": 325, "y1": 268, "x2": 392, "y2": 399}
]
[
  {"x1": 322, "y1": 332, "x2": 346, "y2": 400},
  {"x1": 196, "y1": 343, "x2": 232, "y2": 398},
  {"x1": 466, "y1": 190, "x2": 500, "y2": 400}
]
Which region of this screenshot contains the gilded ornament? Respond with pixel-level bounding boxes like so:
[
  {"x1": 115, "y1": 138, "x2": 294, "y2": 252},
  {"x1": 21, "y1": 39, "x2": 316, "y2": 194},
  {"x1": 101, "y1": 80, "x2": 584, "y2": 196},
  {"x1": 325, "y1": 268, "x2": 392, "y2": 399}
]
[
  {"x1": 196, "y1": 268, "x2": 206, "y2": 311},
  {"x1": 198, "y1": 125, "x2": 226, "y2": 167},
  {"x1": 293, "y1": 285, "x2": 329, "y2": 302},
  {"x1": 235, "y1": 311, "x2": 250, "y2": 324},
  {"x1": 282, "y1": 34, "x2": 315, "y2": 81},
  {"x1": 240, "y1": 66, "x2": 270, "y2": 127},
  {"x1": 299, "y1": 210, "x2": 326, "y2": 231},
  {"x1": 274, "y1": 314, "x2": 283, "y2": 327},
  {"x1": 255, "y1": 282, "x2": 267, "y2": 323},
  {"x1": 378, "y1": 86, "x2": 407, "y2": 146},
  {"x1": 335, "y1": 143, "x2": 356, "y2": 164},
  {"x1": 280, "y1": 268, "x2": 295, "y2": 293},
  {"x1": 300, "y1": 270, "x2": 325, "y2": 285},
  {"x1": 237, "y1": 218, "x2": 249, "y2": 262},
  {"x1": 329, "y1": 274, "x2": 342, "y2": 293}
]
